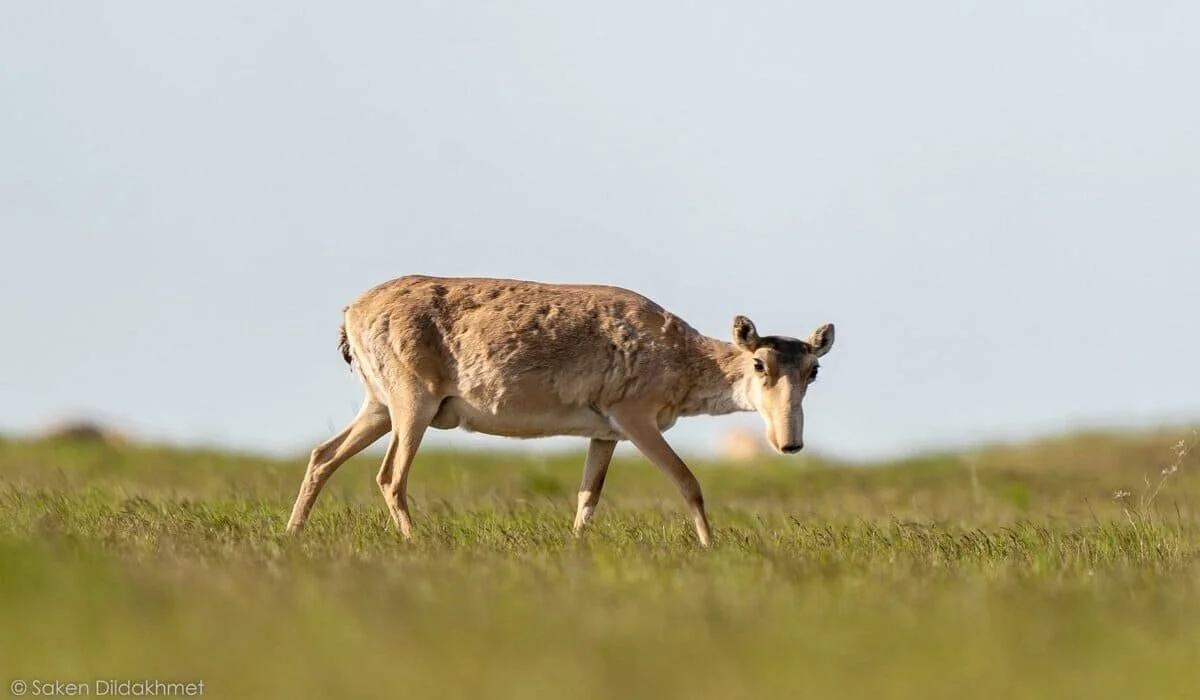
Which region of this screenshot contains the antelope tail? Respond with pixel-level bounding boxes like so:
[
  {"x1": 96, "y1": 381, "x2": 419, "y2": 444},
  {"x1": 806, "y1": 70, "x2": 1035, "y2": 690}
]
[{"x1": 337, "y1": 324, "x2": 352, "y2": 367}]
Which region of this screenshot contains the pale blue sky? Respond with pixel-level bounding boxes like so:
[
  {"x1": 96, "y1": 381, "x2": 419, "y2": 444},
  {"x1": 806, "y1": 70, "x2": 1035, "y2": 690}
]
[{"x1": 2, "y1": 1, "x2": 1197, "y2": 460}]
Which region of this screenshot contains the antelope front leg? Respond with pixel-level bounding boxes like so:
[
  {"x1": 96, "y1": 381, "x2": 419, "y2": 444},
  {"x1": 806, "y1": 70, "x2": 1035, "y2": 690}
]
[
  {"x1": 607, "y1": 407, "x2": 713, "y2": 547},
  {"x1": 574, "y1": 438, "x2": 617, "y2": 535}
]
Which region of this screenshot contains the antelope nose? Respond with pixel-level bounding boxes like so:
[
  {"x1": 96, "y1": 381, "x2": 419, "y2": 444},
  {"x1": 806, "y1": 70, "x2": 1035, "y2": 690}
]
[{"x1": 781, "y1": 443, "x2": 804, "y2": 454}]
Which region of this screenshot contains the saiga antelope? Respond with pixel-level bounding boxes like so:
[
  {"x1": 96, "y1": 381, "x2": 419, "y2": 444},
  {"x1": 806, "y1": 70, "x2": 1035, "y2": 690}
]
[{"x1": 286, "y1": 275, "x2": 835, "y2": 546}]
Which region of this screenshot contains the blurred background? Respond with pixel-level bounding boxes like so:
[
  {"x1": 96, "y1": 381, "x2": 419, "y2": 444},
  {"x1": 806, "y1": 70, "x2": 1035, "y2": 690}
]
[{"x1": 2, "y1": 1, "x2": 1197, "y2": 462}]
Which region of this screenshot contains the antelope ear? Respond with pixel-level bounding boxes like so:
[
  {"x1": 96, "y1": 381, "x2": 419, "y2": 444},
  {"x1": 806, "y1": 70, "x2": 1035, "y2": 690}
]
[
  {"x1": 806, "y1": 323, "x2": 835, "y2": 357},
  {"x1": 732, "y1": 316, "x2": 761, "y2": 351}
]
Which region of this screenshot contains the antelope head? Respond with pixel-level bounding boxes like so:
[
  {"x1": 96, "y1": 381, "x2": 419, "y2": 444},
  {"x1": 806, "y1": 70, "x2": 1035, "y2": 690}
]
[{"x1": 731, "y1": 315, "x2": 835, "y2": 455}]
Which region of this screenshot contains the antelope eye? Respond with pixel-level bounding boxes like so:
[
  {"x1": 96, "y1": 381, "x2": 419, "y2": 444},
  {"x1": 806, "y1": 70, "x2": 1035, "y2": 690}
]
[
  {"x1": 809, "y1": 365, "x2": 820, "y2": 382},
  {"x1": 752, "y1": 359, "x2": 766, "y2": 374}
]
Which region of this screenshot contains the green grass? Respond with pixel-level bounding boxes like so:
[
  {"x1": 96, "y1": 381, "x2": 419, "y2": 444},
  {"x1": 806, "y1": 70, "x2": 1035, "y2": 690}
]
[{"x1": 1, "y1": 428, "x2": 1199, "y2": 699}]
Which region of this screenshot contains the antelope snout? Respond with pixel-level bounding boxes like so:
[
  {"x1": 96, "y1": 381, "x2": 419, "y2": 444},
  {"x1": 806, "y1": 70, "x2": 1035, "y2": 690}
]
[{"x1": 781, "y1": 443, "x2": 804, "y2": 454}]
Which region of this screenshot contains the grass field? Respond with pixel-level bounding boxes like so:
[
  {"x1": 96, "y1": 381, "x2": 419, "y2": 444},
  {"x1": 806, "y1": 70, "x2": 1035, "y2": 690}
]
[{"x1": 2, "y1": 427, "x2": 1199, "y2": 699}]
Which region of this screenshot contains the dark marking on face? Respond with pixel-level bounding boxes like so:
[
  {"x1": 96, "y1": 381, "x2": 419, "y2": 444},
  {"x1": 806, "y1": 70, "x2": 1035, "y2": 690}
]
[{"x1": 755, "y1": 335, "x2": 813, "y2": 362}]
